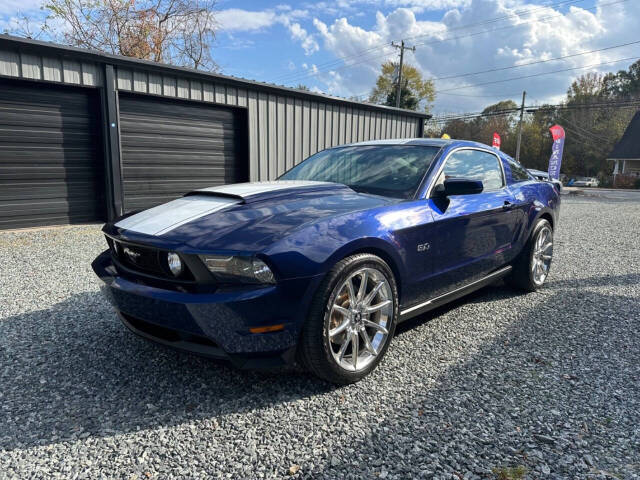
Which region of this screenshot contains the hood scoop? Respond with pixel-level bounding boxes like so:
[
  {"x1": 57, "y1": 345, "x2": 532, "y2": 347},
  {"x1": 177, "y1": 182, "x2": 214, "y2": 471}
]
[{"x1": 188, "y1": 181, "x2": 343, "y2": 203}]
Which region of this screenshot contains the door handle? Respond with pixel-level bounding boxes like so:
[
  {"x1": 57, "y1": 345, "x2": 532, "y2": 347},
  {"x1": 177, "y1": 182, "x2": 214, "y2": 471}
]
[{"x1": 502, "y1": 201, "x2": 514, "y2": 211}]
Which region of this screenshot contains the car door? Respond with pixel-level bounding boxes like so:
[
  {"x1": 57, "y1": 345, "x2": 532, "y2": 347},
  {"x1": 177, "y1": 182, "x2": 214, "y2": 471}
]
[{"x1": 425, "y1": 148, "x2": 521, "y2": 296}]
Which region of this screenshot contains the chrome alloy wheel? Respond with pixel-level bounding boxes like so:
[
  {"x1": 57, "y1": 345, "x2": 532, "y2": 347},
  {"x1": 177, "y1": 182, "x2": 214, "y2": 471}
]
[
  {"x1": 326, "y1": 267, "x2": 393, "y2": 372},
  {"x1": 532, "y1": 225, "x2": 553, "y2": 286}
]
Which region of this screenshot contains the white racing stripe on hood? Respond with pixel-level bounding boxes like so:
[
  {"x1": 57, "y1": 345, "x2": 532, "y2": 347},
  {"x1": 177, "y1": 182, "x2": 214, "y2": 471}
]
[
  {"x1": 115, "y1": 195, "x2": 240, "y2": 236},
  {"x1": 115, "y1": 181, "x2": 335, "y2": 236},
  {"x1": 195, "y1": 180, "x2": 334, "y2": 197}
]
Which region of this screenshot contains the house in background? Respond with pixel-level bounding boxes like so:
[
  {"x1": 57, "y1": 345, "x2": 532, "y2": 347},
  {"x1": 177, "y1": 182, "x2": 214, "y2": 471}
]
[{"x1": 607, "y1": 111, "x2": 640, "y2": 186}]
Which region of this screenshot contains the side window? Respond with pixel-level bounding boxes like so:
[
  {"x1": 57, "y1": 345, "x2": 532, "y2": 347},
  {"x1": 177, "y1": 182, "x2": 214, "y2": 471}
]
[
  {"x1": 436, "y1": 149, "x2": 504, "y2": 191},
  {"x1": 507, "y1": 157, "x2": 532, "y2": 182}
]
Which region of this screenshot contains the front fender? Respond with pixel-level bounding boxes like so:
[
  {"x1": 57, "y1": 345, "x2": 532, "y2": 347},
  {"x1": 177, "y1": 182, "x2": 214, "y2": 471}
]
[
  {"x1": 323, "y1": 236, "x2": 408, "y2": 280},
  {"x1": 264, "y1": 210, "x2": 408, "y2": 282}
]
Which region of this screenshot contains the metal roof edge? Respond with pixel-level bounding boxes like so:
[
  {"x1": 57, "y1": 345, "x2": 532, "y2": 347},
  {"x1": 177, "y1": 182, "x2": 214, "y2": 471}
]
[{"x1": 0, "y1": 34, "x2": 431, "y2": 120}]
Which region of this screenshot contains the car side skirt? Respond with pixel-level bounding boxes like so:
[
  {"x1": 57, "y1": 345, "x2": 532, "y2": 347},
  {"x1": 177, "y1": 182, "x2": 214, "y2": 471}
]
[{"x1": 399, "y1": 265, "x2": 512, "y2": 321}]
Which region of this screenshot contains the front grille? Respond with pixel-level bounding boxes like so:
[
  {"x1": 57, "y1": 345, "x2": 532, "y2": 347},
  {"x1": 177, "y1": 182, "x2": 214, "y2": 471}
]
[
  {"x1": 112, "y1": 239, "x2": 165, "y2": 275},
  {"x1": 105, "y1": 236, "x2": 194, "y2": 282},
  {"x1": 107, "y1": 238, "x2": 168, "y2": 277}
]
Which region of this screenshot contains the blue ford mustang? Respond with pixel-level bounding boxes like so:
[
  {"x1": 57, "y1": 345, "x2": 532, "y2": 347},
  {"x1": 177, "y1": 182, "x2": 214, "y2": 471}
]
[{"x1": 93, "y1": 138, "x2": 559, "y2": 384}]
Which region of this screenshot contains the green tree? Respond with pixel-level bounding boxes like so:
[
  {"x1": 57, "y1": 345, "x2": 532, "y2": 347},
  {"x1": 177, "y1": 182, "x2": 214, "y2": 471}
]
[
  {"x1": 603, "y1": 60, "x2": 640, "y2": 99},
  {"x1": 562, "y1": 72, "x2": 632, "y2": 176},
  {"x1": 437, "y1": 100, "x2": 519, "y2": 154},
  {"x1": 369, "y1": 61, "x2": 435, "y2": 112},
  {"x1": 385, "y1": 83, "x2": 419, "y2": 110}
]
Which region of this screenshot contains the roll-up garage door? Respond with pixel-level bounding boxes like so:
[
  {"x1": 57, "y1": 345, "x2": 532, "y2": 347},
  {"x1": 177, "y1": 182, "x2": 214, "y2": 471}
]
[
  {"x1": 0, "y1": 80, "x2": 105, "y2": 230},
  {"x1": 118, "y1": 94, "x2": 248, "y2": 212}
]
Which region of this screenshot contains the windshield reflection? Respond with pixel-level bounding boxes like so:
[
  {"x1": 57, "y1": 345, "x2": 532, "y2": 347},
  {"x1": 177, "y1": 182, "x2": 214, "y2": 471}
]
[{"x1": 279, "y1": 145, "x2": 440, "y2": 199}]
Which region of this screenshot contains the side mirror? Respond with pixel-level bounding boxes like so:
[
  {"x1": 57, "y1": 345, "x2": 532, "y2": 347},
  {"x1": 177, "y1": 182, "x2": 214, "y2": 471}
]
[{"x1": 432, "y1": 178, "x2": 484, "y2": 197}]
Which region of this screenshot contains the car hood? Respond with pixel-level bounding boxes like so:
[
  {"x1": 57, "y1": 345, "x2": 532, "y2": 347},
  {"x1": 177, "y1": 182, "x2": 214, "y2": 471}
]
[{"x1": 112, "y1": 181, "x2": 395, "y2": 251}]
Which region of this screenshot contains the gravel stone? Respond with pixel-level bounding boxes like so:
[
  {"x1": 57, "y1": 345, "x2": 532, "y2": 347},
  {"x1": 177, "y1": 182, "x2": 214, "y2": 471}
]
[{"x1": 1, "y1": 196, "x2": 639, "y2": 479}]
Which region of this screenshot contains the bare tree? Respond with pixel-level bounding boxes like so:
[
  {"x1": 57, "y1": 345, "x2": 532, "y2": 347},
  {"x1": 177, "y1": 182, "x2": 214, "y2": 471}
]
[
  {"x1": 3, "y1": 12, "x2": 49, "y2": 39},
  {"x1": 40, "y1": 0, "x2": 218, "y2": 70}
]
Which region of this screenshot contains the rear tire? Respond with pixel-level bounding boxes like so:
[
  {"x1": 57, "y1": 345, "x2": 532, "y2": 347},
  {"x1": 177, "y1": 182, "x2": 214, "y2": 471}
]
[
  {"x1": 298, "y1": 254, "x2": 398, "y2": 384},
  {"x1": 507, "y1": 218, "x2": 554, "y2": 292}
]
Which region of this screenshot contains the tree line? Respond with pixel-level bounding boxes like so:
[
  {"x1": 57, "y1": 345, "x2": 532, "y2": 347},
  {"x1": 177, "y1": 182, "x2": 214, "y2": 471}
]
[{"x1": 424, "y1": 63, "x2": 640, "y2": 180}]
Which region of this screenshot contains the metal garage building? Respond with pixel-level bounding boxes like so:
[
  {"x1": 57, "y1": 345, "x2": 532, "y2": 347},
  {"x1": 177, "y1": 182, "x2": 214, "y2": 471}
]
[{"x1": 0, "y1": 35, "x2": 429, "y2": 230}]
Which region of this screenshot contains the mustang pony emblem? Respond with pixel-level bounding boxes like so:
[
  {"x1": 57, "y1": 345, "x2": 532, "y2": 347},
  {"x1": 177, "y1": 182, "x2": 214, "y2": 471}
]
[{"x1": 123, "y1": 247, "x2": 141, "y2": 262}]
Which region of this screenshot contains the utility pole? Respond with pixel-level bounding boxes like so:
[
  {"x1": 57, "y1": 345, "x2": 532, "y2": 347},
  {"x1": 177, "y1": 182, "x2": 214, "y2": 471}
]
[
  {"x1": 515, "y1": 90, "x2": 526, "y2": 162},
  {"x1": 391, "y1": 40, "x2": 416, "y2": 108}
]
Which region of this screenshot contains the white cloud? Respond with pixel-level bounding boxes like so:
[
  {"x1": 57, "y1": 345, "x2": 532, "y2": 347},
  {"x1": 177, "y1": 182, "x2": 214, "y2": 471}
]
[
  {"x1": 216, "y1": 7, "x2": 310, "y2": 32},
  {"x1": 216, "y1": 6, "x2": 318, "y2": 55},
  {"x1": 308, "y1": 0, "x2": 640, "y2": 111},
  {"x1": 384, "y1": 0, "x2": 471, "y2": 13},
  {"x1": 216, "y1": 9, "x2": 279, "y2": 32},
  {"x1": 302, "y1": 63, "x2": 319, "y2": 74},
  {"x1": 287, "y1": 22, "x2": 319, "y2": 55},
  {"x1": 305, "y1": 0, "x2": 470, "y2": 16}
]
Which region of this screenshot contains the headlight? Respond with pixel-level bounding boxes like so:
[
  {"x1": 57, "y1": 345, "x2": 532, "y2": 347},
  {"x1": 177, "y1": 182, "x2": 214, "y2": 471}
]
[
  {"x1": 199, "y1": 255, "x2": 276, "y2": 284},
  {"x1": 167, "y1": 252, "x2": 184, "y2": 277}
]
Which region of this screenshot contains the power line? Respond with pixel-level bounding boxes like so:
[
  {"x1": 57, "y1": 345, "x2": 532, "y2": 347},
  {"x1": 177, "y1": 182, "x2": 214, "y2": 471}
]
[
  {"x1": 557, "y1": 115, "x2": 612, "y2": 142},
  {"x1": 562, "y1": 126, "x2": 614, "y2": 151},
  {"x1": 429, "y1": 39, "x2": 640, "y2": 82},
  {"x1": 434, "y1": 55, "x2": 639, "y2": 93},
  {"x1": 430, "y1": 99, "x2": 640, "y2": 123},
  {"x1": 437, "y1": 91, "x2": 525, "y2": 98},
  {"x1": 269, "y1": 0, "x2": 619, "y2": 87},
  {"x1": 432, "y1": 101, "x2": 640, "y2": 123},
  {"x1": 269, "y1": 0, "x2": 632, "y2": 104},
  {"x1": 409, "y1": 0, "x2": 629, "y2": 54},
  {"x1": 402, "y1": 0, "x2": 588, "y2": 44},
  {"x1": 289, "y1": 49, "x2": 637, "y2": 104},
  {"x1": 267, "y1": 0, "x2": 590, "y2": 84}
]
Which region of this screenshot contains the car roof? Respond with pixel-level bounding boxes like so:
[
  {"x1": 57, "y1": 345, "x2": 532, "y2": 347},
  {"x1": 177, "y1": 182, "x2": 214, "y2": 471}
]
[{"x1": 331, "y1": 138, "x2": 498, "y2": 150}]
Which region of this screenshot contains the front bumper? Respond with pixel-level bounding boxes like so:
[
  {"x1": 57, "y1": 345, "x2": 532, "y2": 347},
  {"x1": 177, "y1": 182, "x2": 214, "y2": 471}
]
[{"x1": 92, "y1": 250, "x2": 322, "y2": 368}]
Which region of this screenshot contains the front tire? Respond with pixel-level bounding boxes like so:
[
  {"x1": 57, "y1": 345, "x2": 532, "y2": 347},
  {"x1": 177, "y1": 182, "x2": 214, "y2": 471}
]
[
  {"x1": 298, "y1": 254, "x2": 399, "y2": 384},
  {"x1": 507, "y1": 218, "x2": 554, "y2": 292}
]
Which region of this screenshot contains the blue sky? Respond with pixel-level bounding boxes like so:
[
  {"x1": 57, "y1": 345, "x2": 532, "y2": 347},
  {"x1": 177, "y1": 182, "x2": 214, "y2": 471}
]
[{"x1": 2, "y1": 0, "x2": 640, "y2": 114}]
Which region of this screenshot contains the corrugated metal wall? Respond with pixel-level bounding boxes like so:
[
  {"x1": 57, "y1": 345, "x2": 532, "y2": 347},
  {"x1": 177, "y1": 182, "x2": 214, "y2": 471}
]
[
  {"x1": 0, "y1": 46, "x2": 424, "y2": 183},
  {"x1": 112, "y1": 68, "x2": 423, "y2": 181},
  {"x1": 0, "y1": 49, "x2": 103, "y2": 86}
]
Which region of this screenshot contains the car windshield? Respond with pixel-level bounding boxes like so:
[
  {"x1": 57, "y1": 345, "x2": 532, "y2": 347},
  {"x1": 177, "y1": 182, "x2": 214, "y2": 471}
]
[{"x1": 279, "y1": 145, "x2": 440, "y2": 199}]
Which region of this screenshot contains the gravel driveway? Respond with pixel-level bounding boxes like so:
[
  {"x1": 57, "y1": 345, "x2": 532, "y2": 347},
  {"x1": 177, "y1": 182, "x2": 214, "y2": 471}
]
[{"x1": 1, "y1": 197, "x2": 638, "y2": 480}]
